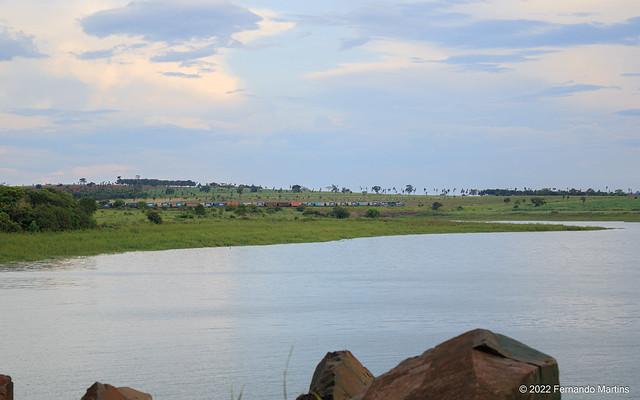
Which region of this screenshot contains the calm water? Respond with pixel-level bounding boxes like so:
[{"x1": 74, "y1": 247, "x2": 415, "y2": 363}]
[{"x1": 1, "y1": 222, "x2": 638, "y2": 399}]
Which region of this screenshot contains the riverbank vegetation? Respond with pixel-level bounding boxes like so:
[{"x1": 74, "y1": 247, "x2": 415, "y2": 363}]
[
  {"x1": 2, "y1": 184, "x2": 637, "y2": 263},
  {"x1": 0, "y1": 210, "x2": 599, "y2": 263},
  {"x1": 0, "y1": 186, "x2": 96, "y2": 233}
]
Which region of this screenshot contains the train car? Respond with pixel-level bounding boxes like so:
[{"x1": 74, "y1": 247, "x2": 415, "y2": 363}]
[{"x1": 290, "y1": 201, "x2": 302, "y2": 207}]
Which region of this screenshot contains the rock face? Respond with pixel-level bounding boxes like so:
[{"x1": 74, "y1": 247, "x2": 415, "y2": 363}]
[
  {"x1": 0, "y1": 375, "x2": 13, "y2": 400},
  {"x1": 297, "y1": 350, "x2": 374, "y2": 400},
  {"x1": 80, "y1": 382, "x2": 152, "y2": 400},
  {"x1": 359, "y1": 328, "x2": 560, "y2": 400}
]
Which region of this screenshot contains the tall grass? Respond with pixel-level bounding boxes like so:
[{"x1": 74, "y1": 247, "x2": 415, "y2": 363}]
[{"x1": 0, "y1": 215, "x2": 601, "y2": 263}]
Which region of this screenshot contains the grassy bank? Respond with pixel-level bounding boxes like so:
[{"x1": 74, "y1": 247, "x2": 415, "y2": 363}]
[{"x1": 0, "y1": 211, "x2": 602, "y2": 264}]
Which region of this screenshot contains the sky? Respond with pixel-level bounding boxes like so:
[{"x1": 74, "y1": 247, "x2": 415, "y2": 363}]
[{"x1": 0, "y1": 0, "x2": 639, "y2": 190}]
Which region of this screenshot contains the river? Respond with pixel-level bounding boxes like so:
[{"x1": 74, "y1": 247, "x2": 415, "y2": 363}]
[{"x1": 0, "y1": 222, "x2": 637, "y2": 399}]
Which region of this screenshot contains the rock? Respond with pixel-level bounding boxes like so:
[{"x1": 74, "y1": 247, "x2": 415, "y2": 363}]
[
  {"x1": 0, "y1": 375, "x2": 13, "y2": 400},
  {"x1": 80, "y1": 382, "x2": 152, "y2": 400},
  {"x1": 359, "y1": 328, "x2": 560, "y2": 400},
  {"x1": 298, "y1": 350, "x2": 374, "y2": 400}
]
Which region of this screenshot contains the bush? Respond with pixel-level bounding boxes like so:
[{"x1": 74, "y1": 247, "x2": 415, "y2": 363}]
[
  {"x1": 234, "y1": 204, "x2": 248, "y2": 216},
  {"x1": 503, "y1": 197, "x2": 511, "y2": 203},
  {"x1": 113, "y1": 199, "x2": 125, "y2": 209},
  {"x1": 302, "y1": 209, "x2": 326, "y2": 217},
  {"x1": 27, "y1": 220, "x2": 40, "y2": 232},
  {"x1": 0, "y1": 186, "x2": 95, "y2": 232},
  {"x1": 365, "y1": 208, "x2": 380, "y2": 218},
  {"x1": 194, "y1": 204, "x2": 206, "y2": 216},
  {"x1": 530, "y1": 197, "x2": 546, "y2": 207},
  {"x1": 431, "y1": 201, "x2": 443, "y2": 211},
  {"x1": 331, "y1": 206, "x2": 350, "y2": 219},
  {"x1": 78, "y1": 197, "x2": 98, "y2": 215},
  {"x1": 296, "y1": 205, "x2": 305, "y2": 212},
  {"x1": 0, "y1": 211, "x2": 21, "y2": 232},
  {"x1": 146, "y1": 210, "x2": 163, "y2": 224}
]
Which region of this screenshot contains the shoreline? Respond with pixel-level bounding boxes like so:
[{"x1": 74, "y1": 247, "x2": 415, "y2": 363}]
[{"x1": 0, "y1": 217, "x2": 605, "y2": 264}]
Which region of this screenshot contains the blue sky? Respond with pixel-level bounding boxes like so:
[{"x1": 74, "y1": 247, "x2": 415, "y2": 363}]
[{"x1": 1, "y1": 0, "x2": 639, "y2": 189}]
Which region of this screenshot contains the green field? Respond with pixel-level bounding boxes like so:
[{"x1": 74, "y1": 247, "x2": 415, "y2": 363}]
[
  {"x1": 2, "y1": 192, "x2": 638, "y2": 264},
  {"x1": 109, "y1": 188, "x2": 640, "y2": 221}
]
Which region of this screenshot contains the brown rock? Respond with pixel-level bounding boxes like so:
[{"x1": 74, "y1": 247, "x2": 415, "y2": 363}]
[
  {"x1": 81, "y1": 382, "x2": 152, "y2": 400},
  {"x1": 359, "y1": 328, "x2": 560, "y2": 400},
  {"x1": 0, "y1": 375, "x2": 13, "y2": 400},
  {"x1": 300, "y1": 350, "x2": 374, "y2": 400}
]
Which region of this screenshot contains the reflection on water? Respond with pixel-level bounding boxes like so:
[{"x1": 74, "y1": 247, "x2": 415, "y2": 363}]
[{"x1": 0, "y1": 222, "x2": 638, "y2": 399}]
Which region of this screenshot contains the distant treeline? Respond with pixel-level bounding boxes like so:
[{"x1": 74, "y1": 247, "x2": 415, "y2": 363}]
[
  {"x1": 479, "y1": 188, "x2": 631, "y2": 196},
  {"x1": 116, "y1": 178, "x2": 197, "y2": 187},
  {"x1": 0, "y1": 186, "x2": 97, "y2": 232}
]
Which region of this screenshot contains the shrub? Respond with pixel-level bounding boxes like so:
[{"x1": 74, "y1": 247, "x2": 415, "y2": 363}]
[
  {"x1": 530, "y1": 197, "x2": 546, "y2": 207},
  {"x1": 78, "y1": 197, "x2": 98, "y2": 215},
  {"x1": 0, "y1": 186, "x2": 95, "y2": 232},
  {"x1": 503, "y1": 197, "x2": 511, "y2": 203},
  {"x1": 331, "y1": 206, "x2": 350, "y2": 219},
  {"x1": 113, "y1": 199, "x2": 125, "y2": 209},
  {"x1": 146, "y1": 210, "x2": 163, "y2": 224},
  {"x1": 27, "y1": 220, "x2": 40, "y2": 232},
  {"x1": 302, "y1": 209, "x2": 325, "y2": 217},
  {"x1": 296, "y1": 205, "x2": 306, "y2": 212},
  {"x1": 234, "y1": 204, "x2": 248, "y2": 216},
  {"x1": 0, "y1": 211, "x2": 21, "y2": 232},
  {"x1": 365, "y1": 208, "x2": 380, "y2": 218},
  {"x1": 194, "y1": 204, "x2": 206, "y2": 216},
  {"x1": 431, "y1": 201, "x2": 443, "y2": 211}
]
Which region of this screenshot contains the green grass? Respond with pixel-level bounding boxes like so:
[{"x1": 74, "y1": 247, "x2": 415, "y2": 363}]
[
  {"x1": 0, "y1": 209, "x2": 602, "y2": 264},
  {"x1": 4, "y1": 193, "x2": 637, "y2": 264}
]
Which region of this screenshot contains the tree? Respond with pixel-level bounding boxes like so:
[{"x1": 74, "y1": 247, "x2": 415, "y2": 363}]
[
  {"x1": 405, "y1": 184, "x2": 414, "y2": 194},
  {"x1": 431, "y1": 201, "x2": 443, "y2": 211},
  {"x1": 291, "y1": 184, "x2": 303, "y2": 193},
  {"x1": 372, "y1": 185, "x2": 381, "y2": 194},
  {"x1": 146, "y1": 210, "x2": 163, "y2": 224},
  {"x1": 79, "y1": 178, "x2": 87, "y2": 185}
]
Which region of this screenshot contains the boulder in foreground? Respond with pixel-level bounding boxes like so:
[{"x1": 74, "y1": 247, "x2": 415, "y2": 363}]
[
  {"x1": 359, "y1": 328, "x2": 560, "y2": 400},
  {"x1": 0, "y1": 375, "x2": 13, "y2": 400},
  {"x1": 80, "y1": 382, "x2": 152, "y2": 400},
  {"x1": 297, "y1": 350, "x2": 374, "y2": 400}
]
